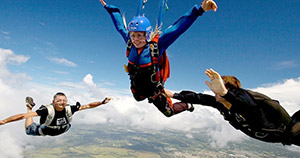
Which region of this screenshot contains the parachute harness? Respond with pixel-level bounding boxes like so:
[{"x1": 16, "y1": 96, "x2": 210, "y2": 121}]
[{"x1": 126, "y1": 35, "x2": 165, "y2": 103}]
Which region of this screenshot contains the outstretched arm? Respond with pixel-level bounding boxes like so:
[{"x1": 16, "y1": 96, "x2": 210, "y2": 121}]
[
  {"x1": 164, "y1": 89, "x2": 223, "y2": 110},
  {"x1": 99, "y1": 0, "x2": 106, "y2": 6},
  {"x1": 99, "y1": 0, "x2": 129, "y2": 43},
  {"x1": 78, "y1": 97, "x2": 113, "y2": 111},
  {"x1": 0, "y1": 112, "x2": 38, "y2": 126},
  {"x1": 159, "y1": 0, "x2": 217, "y2": 51}
]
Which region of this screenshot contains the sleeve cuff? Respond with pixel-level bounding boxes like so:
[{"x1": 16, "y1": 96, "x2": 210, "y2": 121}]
[
  {"x1": 222, "y1": 90, "x2": 236, "y2": 103},
  {"x1": 173, "y1": 93, "x2": 181, "y2": 100}
]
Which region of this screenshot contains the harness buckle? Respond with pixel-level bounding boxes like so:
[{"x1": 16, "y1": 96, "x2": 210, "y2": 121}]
[
  {"x1": 150, "y1": 43, "x2": 159, "y2": 58},
  {"x1": 254, "y1": 131, "x2": 269, "y2": 138},
  {"x1": 151, "y1": 73, "x2": 159, "y2": 83},
  {"x1": 127, "y1": 40, "x2": 132, "y2": 49}
]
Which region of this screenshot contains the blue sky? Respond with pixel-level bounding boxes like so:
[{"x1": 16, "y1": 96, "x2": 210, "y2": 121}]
[
  {"x1": 1, "y1": 1, "x2": 300, "y2": 156},
  {"x1": 0, "y1": 0, "x2": 299, "y2": 92}
]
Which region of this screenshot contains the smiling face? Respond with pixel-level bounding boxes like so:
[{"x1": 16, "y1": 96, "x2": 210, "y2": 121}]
[
  {"x1": 129, "y1": 31, "x2": 147, "y2": 48},
  {"x1": 53, "y1": 94, "x2": 68, "y2": 111}
]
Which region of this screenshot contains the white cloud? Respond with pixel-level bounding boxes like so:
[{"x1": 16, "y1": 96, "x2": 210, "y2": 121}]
[
  {"x1": 48, "y1": 57, "x2": 77, "y2": 67},
  {"x1": 0, "y1": 130, "x2": 24, "y2": 158},
  {"x1": 1, "y1": 49, "x2": 300, "y2": 156},
  {"x1": 83, "y1": 74, "x2": 96, "y2": 88},
  {"x1": 0, "y1": 48, "x2": 29, "y2": 65},
  {"x1": 0, "y1": 48, "x2": 31, "y2": 86},
  {"x1": 0, "y1": 31, "x2": 11, "y2": 41},
  {"x1": 252, "y1": 77, "x2": 300, "y2": 114},
  {"x1": 273, "y1": 60, "x2": 298, "y2": 70},
  {"x1": 53, "y1": 70, "x2": 69, "y2": 75},
  {"x1": 1, "y1": 31, "x2": 9, "y2": 35}
]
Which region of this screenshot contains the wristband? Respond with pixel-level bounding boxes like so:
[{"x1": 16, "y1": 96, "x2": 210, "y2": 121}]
[{"x1": 102, "y1": 98, "x2": 108, "y2": 104}]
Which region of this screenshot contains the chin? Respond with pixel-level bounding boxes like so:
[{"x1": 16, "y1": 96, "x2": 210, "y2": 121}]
[
  {"x1": 134, "y1": 45, "x2": 142, "y2": 48},
  {"x1": 133, "y1": 43, "x2": 146, "y2": 48}
]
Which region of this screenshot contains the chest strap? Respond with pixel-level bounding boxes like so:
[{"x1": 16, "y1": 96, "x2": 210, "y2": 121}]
[{"x1": 40, "y1": 104, "x2": 73, "y2": 129}]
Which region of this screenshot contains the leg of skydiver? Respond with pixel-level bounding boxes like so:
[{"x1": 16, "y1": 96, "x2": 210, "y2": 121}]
[
  {"x1": 291, "y1": 110, "x2": 300, "y2": 136},
  {"x1": 130, "y1": 80, "x2": 147, "y2": 101},
  {"x1": 152, "y1": 94, "x2": 173, "y2": 117},
  {"x1": 25, "y1": 97, "x2": 35, "y2": 128},
  {"x1": 290, "y1": 110, "x2": 300, "y2": 146},
  {"x1": 24, "y1": 97, "x2": 40, "y2": 136},
  {"x1": 152, "y1": 94, "x2": 193, "y2": 117},
  {"x1": 287, "y1": 110, "x2": 300, "y2": 146}
]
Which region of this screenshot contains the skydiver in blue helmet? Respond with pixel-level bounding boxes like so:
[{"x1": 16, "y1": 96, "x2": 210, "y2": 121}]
[{"x1": 99, "y1": 0, "x2": 217, "y2": 117}]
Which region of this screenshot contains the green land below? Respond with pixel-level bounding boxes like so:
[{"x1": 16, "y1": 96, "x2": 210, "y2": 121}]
[{"x1": 24, "y1": 124, "x2": 300, "y2": 158}]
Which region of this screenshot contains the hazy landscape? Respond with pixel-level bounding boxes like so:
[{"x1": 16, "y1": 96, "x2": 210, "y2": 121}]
[{"x1": 23, "y1": 124, "x2": 300, "y2": 158}]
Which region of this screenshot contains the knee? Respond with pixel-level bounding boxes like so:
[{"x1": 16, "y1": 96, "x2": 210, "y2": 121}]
[
  {"x1": 162, "y1": 110, "x2": 173, "y2": 117},
  {"x1": 25, "y1": 123, "x2": 39, "y2": 136},
  {"x1": 133, "y1": 94, "x2": 145, "y2": 101},
  {"x1": 25, "y1": 126, "x2": 32, "y2": 135}
]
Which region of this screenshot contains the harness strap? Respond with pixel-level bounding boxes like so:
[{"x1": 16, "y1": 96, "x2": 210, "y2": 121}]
[
  {"x1": 65, "y1": 105, "x2": 73, "y2": 123},
  {"x1": 44, "y1": 104, "x2": 55, "y2": 127},
  {"x1": 38, "y1": 127, "x2": 45, "y2": 136},
  {"x1": 126, "y1": 40, "x2": 132, "y2": 57},
  {"x1": 149, "y1": 41, "x2": 160, "y2": 83},
  {"x1": 40, "y1": 104, "x2": 72, "y2": 131},
  {"x1": 126, "y1": 34, "x2": 168, "y2": 100},
  {"x1": 234, "y1": 112, "x2": 288, "y2": 140}
]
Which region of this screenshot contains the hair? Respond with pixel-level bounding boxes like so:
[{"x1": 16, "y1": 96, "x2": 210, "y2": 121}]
[
  {"x1": 53, "y1": 92, "x2": 66, "y2": 100},
  {"x1": 221, "y1": 76, "x2": 242, "y2": 90}
]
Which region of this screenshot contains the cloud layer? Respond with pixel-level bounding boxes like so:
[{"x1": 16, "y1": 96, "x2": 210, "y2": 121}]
[
  {"x1": 0, "y1": 49, "x2": 300, "y2": 157},
  {"x1": 48, "y1": 57, "x2": 77, "y2": 67}
]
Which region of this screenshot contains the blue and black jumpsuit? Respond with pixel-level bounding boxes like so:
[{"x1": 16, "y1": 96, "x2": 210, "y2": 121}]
[{"x1": 103, "y1": 4, "x2": 205, "y2": 117}]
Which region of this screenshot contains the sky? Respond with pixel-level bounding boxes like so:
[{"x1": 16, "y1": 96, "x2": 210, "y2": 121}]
[{"x1": 0, "y1": 0, "x2": 300, "y2": 157}]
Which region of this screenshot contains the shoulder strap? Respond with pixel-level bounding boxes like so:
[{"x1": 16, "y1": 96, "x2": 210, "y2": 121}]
[
  {"x1": 246, "y1": 90, "x2": 292, "y2": 127},
  {"x1": 65, "y1": 104, "x2": 73, "y2": 123},
  {"x1": 126, "y1": 39, "x2": 132, "y2": 57},
  {"x1": 43, "y1": 104, "x2": 55, "y2": 126},
  {"x1": 150, "y1": 34, "x2": 170, "y2": 82}
]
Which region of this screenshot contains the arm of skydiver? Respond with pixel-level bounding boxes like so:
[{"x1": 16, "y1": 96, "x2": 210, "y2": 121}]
[
  {"x1": 158, "y1": 0, "x2": 217, "y2": 52},
  {"x1": 78, "y1": 97, "x2": 113, "y2": 111},
  {"x1": 100, "y1": 0, "x2": 129, "y2": 43},
  {"x1": 164, "y1": 89, "x2": 223, "y2": 110},
  {"x1": 0, "y1": 112, "x2": 38, "y2": 126},
  {"x1": 99, "y1": 0, "x2": 106, "y2": 6},
  {"x1": 205, "y1": 69, "x2": 263, "y2": 120}
]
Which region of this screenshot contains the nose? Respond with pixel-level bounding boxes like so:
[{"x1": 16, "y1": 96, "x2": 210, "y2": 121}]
[{"x1": 132, "y1": 36, "x2": 140, "y2": 41}]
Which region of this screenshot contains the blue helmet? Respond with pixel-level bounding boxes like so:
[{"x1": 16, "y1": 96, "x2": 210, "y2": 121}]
[{"x1": 128, "y1": 16, "x2": 152, "y2": 40}]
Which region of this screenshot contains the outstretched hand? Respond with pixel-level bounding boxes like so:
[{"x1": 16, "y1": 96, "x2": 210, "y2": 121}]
[
  {"x1": 201, "y1": 0, "x2": 218, "y2": 12},
  {"x1": 0, "y1": 120, "x2": 6, "y2": 125},
  {"x1": 205, "y1": 69, "x2": 228, "y2": 96},
  {"x1": 99, "y1": 0, "x2": 106, "y2": 6},
  {"x1": 102, "y1": 97, "x2": 113, "y2": 104}
]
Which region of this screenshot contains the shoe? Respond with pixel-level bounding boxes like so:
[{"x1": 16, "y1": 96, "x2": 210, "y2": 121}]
[
  {"x1": 187, "y1": 103, "x2": 194, "y2": 112},
  {"x1": 26, "y1": 97, "x2": 35, "y2": 109}
]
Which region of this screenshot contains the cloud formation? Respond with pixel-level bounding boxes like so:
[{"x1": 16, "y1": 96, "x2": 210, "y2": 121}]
[
  {"x1": 0, "y1": 49, "x2": 300, "y2": 157},
  {"x1": 83, "y1": 74, "x2": 96, "y2": 88},
  {"x1": 275, "y1": 60, "x2": 298, "y2": 69},
  {"x1": 0, "y1": 48, "x2": 31, "y2": 86},
  {"x1": 48, "y1": 57, "x2": 77, "y2": 67}
]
